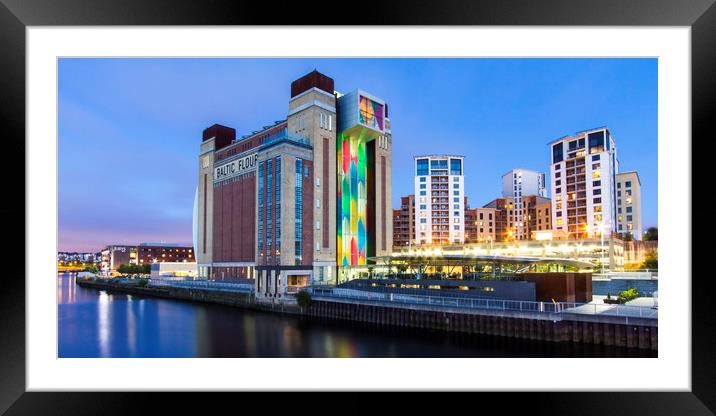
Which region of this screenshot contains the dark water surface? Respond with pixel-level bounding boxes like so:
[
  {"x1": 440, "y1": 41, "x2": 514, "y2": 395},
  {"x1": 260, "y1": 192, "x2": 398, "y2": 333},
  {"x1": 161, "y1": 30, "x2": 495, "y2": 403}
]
[{"x1": 58, "y1": 274, "x2": 656, "y2": 358}]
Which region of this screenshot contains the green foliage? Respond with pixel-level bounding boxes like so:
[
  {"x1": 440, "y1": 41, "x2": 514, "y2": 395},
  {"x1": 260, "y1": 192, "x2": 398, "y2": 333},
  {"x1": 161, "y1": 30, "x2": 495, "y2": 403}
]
[
  {"x1": 640, "y1": 252, "x2": 658, "y2": 270},
  {"x1": 296, "y1": 290, "x2": 312, "y2": 309},
  {"x1": 136, "y1": 278, "x2": 150, "y2": 287},
  {"x1": 620, "y1": 232, "x2": 633, "y2": 242},
  {"x1": 643, "y1": 227, "x2": 658, "y2": 241},
  {"x1": 83, "y1": 263, "x2": 99, "y2": 273},
  {"x1": 618, "y1": 287, "x2": 639, "y2": 302},
  {"x1": 117, "y1": 263, "x2": 151, "y2": 275}
]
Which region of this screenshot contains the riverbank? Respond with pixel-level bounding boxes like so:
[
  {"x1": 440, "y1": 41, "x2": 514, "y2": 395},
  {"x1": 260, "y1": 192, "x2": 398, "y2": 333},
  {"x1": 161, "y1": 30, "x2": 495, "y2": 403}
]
[{"x1": 77, "y1": 279, "x2": 657, "y2": 351}]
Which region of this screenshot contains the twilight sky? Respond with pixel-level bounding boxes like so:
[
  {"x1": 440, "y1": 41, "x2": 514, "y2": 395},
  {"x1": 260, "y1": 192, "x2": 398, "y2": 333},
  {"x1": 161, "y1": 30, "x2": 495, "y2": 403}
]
[{"x1": 58, "y1": 58, "x2": 657, "y2": 252}]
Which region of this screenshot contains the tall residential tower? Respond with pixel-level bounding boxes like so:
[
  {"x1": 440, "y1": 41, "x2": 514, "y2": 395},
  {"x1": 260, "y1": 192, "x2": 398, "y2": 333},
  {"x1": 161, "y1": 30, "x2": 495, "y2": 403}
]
[
  {"x1": 549, "y1": 127, "x2": 618, "y2": 239},
  {"x1": 413, "y1": 155, "x2": 465, "y2": 245}
]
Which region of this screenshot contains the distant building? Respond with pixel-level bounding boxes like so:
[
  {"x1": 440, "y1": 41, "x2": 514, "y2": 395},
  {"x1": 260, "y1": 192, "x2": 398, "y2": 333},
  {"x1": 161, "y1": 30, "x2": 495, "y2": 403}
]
[
  {"x1": 502, "y1": 168, "x2": 546, "y2": 198},
  {"x1": 414, "y1": 155, "x2": 465, "y2": 245},
  {"x1": 615, "y1": 171, "x2": 643, "y2": 239},
  {"x1": 464, "y1": 197, "x2": 496, "y2": 244},
  {"x1": 549, "y1": 127, "x2": 618, "y2": 239},
  {"x1": 393, "y1": 195, "x2": 415, "y2": 248},
  {"x1": 100, "y1": 245, "x2": 137, "y2": 274},
  {"x1": 137, "y1": 242, "x2": 195, "y2": 264},
  {"x1": 484, "y1": 195, "x2": 551, "y2": 241}
]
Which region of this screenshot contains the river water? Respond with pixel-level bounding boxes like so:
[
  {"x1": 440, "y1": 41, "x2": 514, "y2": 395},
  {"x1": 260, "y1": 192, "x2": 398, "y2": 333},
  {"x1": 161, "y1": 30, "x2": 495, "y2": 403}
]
[{"x1": 58, "y1": 273, "x2": 655, "y2": 358}]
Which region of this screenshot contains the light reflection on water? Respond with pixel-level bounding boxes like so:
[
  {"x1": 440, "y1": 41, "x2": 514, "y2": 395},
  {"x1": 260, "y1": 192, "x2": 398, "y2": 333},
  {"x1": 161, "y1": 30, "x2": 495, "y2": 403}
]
[{"x1": 57, "y1": 273, "x2": 656, "y2": 358}]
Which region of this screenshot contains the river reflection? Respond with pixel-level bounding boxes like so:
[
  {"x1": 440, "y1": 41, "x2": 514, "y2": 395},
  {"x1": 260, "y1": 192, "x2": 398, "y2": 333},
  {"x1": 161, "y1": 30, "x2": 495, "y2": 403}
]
[{"x1": 58, "y1": 273, "x2": 656, "y2": 358}]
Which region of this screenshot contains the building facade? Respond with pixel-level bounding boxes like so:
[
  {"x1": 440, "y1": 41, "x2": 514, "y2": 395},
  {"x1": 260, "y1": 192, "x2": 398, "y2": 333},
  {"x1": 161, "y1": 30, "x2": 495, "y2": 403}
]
[
  {"x1": 195, "y1": 70, "x2": 393, "y2": 297},
  {"x1": 502, "y1": 168, "x2": 546, "y2": 198},
  {"x1": 464, "y1": 197, "x2": 496, "y2": 244},
  {"x1": 413, "y1": 155, "x2": 465, "y2": 245},
  {"x1": 549, "y1": 127, "x2": 618, "y2": 239},
  {"x1": 615, "y1": 171, "x2": 643, "y2": 239},
  {"x1": 136, "y1": 243, "x2": 195, "y2": 265},
  {"x1": 501, "y1": 168, "x2": 546, "y2": 240},
  {"x1": 99, "y1": 245, "x2": 137, "y2": 275},
  {"x1": 484, "y1": 195, "x2": 551, "y2": 242},
  {"x1": 393, "y1": 194, "x2": 415, "y2": 249}
]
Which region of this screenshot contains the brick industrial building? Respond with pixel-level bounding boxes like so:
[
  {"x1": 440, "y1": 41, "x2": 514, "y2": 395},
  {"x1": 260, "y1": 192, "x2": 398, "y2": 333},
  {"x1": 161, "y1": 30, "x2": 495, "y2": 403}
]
[{"x1": 195, "y1": 70, "x2": 393, "y2": 297}]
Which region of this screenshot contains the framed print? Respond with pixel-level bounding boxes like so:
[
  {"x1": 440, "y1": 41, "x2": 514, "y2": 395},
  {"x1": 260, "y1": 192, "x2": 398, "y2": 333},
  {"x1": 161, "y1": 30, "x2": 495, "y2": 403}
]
[{"x1": 1, "y1": 0, "x2": 713, "y2": 412}]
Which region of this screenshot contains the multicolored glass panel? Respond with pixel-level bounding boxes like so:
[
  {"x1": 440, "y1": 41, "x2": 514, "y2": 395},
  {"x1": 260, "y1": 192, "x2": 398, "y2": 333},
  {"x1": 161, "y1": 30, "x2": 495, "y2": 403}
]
[
  {"x1": 359, "y1": 95, "x2": 384, "y2": 131},
  {"x1": 337, "y1": 132, "x2": 367, "y2": 266}
]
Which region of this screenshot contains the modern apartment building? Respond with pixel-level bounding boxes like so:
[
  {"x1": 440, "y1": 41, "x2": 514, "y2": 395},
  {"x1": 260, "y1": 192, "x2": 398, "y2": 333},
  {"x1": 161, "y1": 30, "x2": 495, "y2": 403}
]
[
  {"x1": 195, "y1": 70, "x2": 393, "y2": 297},
  {"x1": 549, "y1": 127, "x2": 618, "y2": 239},
  {"x1": 484, "y1": 195, "x2": 551, "y2": 242},
  {"x1": 393, "y1": 195, "x2": 415, "y2": 248},
  {"x1": 99, "y1": 245, "x2": 137, "y2": 275},
  {"x1": 464, "y1": 197, "x2": 497, "y2": 244},
  {"x1": 615, "y1": 171, "x2": 643, "y2": 240},
  {"x1": 413, "y1": 155, "x2": 465, "y2": 245},
  {"x1": 502, "y1": 168, "x2": 546, "y2": 198},
  {"x1": 501, "y1": 168, "x2": 547, "y2": 239}
]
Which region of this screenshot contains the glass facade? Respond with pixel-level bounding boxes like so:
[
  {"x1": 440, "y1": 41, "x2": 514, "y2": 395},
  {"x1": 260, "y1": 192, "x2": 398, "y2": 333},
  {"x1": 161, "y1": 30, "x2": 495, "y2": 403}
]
[
  {"x1": 337, "y1": 132, "x2": 367, "y2": 266},
  {"x1": 295, "y1": 159, "x2": 303, "y2": 264},
  {"x1": 416, "y1": 158, "x2": 428, "y2": 176},
  {"x1": 257, "y1": 162, "x2": 264, "y2": 256},
  {"x1": 275, "y1": 156, "x2": 281, "y2": 256},
  {"x1": 450, "y1": 158, "x2": 462, "y2": 175},
  {"x1": 266, "y1": 159, "x2": 272, "y2": 252},
  {"x1": 359, "y1": 95, "x2": 384, "y2": 130}
]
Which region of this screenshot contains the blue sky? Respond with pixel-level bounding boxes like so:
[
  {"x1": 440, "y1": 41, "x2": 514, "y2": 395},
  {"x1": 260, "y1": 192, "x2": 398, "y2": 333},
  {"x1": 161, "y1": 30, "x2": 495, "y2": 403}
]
[{"x1": 58, "y1": 58, "x2": 657, "y2": 252}]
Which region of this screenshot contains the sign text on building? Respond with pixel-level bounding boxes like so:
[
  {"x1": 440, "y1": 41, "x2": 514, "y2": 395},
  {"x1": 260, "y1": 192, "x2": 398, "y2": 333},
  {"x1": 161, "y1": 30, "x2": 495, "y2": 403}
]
[{"x1": 214, "y1": 153, "x2": 259, "y2": 181}]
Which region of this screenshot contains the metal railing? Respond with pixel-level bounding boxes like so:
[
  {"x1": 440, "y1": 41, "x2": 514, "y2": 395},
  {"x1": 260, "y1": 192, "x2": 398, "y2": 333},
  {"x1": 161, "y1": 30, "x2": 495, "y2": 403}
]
[
  {"x1": 306, "y1": 287, "x2": 657, "y2": 319},
  {"x1": 149, "y1": 278, "x2": 253, "y2": 293}
]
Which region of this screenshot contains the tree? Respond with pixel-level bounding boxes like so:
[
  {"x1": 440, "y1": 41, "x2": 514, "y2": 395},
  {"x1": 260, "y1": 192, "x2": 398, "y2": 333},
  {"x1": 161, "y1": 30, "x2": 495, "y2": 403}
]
[
  {"x1": 640, "y1": 251, "x2": 658, "y2": 270},
  {"x1": 296, "y1": 290, "x2": 312, "y2": 310},
  {"x1": 643, "y1": 227, "x2": 658, "y2": 241},
  {"x1": 620, "y1": 232, "x2": 633, "y2": 242}
]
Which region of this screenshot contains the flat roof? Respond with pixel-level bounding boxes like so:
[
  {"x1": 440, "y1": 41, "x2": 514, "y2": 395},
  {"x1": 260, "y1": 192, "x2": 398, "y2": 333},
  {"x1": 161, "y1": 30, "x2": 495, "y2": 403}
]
[{"x1": 368, "y1": 254, "x2": 594, "y2": 269}]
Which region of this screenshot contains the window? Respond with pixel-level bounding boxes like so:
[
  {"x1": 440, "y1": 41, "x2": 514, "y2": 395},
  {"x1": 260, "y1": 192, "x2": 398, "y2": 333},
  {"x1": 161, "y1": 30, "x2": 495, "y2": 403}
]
[
  {"x1": 555, "y1": 171, "x2": 561, "y2": 178},
  {"x1": 453, "y1": 191, "x2": 459, "y2": 195},
  {"x1": 453, "y1": 183, "x2": 459, "y2": 189},
  {"x1": 454, "y1": 225, "x2": 460, "y2": 230},
  {"x1": 593, "y1": 189, "x2": 601, "y2": 195},
  {"x1": 593, "y1": 197, "x2": 602, "y2": 204},
  {"x1": 592, "y1": 163, "x2": 601, "y2": 170},
  {"x1": 617, "y1": 182, "x2": 622, "y2": 188},
  {"x1": 625, "y1": 181, "x2": 632, "y2": 187},
  {"x1": 591, "y1": 154, "x2": 600, "y2": 161},
  {"x1": 453, "y1": 197, "x2": 459, "y2": 202},
  {"x1": 625, "y1": 190, "x2": 632, "y2": 196},
  {"x1": 593, "y1": 180, "x2": 601, "y2": 187},
  {"x1": 453, "y1": 204, "x2": 459, "y2": 209},
  {"x1": 454, "y1": 211, "x2": 460, "y2": 216},
  {"x1": 617, "y1": 191, "x2": 621, "y2": 197},
  {"x1": 416, "y1": 159, "x2": 429, "y2": 176},
  {"x1": 420, "y1": 218, "x2": 427, "y2": 223},
  {"x1": 592, "y1": 171, "x2": 601, "y2": 179},
  {"x1": 420, "y1": 184, "x2": 426, "y2": 189},
  {"x1": 553, "y1": 143, "x2": 564, "y2": 163},
  {"x1": 555, "y1": 180, "x2": 561, "y2": 186},
  {"x1": 453, "y1": 177, "x2": 459, "y2": 182},
  {"x1": 420, "y1": 191, "x2": 426, "y2": 196},
  {"x1": 556, "y1": 211, "x2": 562, "y2": 217},
  {"x1": 556, "y1": 187, "x2": 561, "y2": 194},
  {"x1": 479, "y1": 213, "x2": 484, "y2": 220},
  {"x1": 626, "y1": 206, "x2": 632, "y2": 213},
  {"x1": 627, "y1": 215, "x2": 633, "y2": 221},
  {"x1": 450, "y1": 159, "x2": 462, "y2": 175},
  {"x1": 618, "y1": 207, "x2": 622, "y2": 214},
  {"x1": 420, "y1": 204, "x2": 426, "y2": 209},
  {"x1": 420, "y1": 177, "x2": 426, "y2": 182},
  {"x1": 594, "y1": 205, "x2": 602, "y2": 212}
]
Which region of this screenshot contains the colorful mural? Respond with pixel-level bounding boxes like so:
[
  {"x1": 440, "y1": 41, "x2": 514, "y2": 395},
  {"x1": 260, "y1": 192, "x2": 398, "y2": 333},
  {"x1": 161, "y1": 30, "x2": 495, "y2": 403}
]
[
  {"x1": 337, "y1": 132, "x2": 367, "y2": 266},
  {"x1": 359, "y1": 95, "x2": 384, "y2": 131}
]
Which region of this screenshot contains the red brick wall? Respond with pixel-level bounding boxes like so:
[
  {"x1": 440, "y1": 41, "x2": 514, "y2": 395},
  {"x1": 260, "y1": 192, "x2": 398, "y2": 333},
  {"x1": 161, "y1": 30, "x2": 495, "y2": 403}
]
[{"x1": 212, "y1": 172, "x2": 257, "y2": 263}]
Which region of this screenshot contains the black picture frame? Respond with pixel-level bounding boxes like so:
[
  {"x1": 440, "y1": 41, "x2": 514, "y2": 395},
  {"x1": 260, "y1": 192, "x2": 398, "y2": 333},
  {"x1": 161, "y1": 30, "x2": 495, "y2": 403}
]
[{"x1": 1, "y1": 0, "x2": 712, "y2": 412}]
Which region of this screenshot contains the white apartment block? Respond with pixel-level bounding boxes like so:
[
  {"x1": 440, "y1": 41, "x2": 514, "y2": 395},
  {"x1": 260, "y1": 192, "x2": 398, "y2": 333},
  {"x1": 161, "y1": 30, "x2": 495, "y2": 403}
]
[
  {"x1": 615, "y1": 171, "x2": 643, "y2": 240},
  {"x1": 502, "y1": 168, "x2": 547, "y2": 240},
  {"x1": 549, "y1": 127, "x2": 618, "y2": 239},
  {"x1": 414, "y1": 155, "x2": 465, "y2": 245}
]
